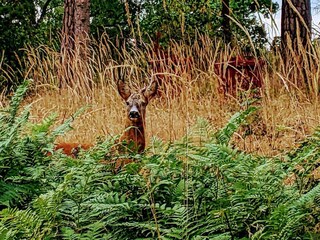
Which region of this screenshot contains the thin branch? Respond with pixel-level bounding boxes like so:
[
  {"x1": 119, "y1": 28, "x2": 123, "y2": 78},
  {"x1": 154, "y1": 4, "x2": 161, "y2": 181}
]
[{"x1": 36, "y1": 0, "x2": 53, "y2": 27}]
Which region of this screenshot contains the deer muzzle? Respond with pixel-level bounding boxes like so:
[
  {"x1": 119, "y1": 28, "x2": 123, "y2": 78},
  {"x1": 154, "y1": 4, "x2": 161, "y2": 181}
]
[{"x1": 129, "y1": 105, "x2": 140, "y2": 119}]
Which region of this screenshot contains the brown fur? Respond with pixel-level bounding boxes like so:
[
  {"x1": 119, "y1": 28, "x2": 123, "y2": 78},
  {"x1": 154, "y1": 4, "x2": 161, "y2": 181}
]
[
  {"x1": 53, "y1": 79, "x2": 158, "y2": 171},
  {"x1": 115, "y1": 79, "x2": 158, "y2": 169},
  {"x1": 53, "y1": 143, "x2": 93, "y2": 158}
]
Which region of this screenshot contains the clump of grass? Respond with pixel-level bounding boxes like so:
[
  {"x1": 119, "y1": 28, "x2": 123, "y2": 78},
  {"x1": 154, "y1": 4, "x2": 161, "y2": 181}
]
[{"x1": 1, "y1": 33, "x2": 320, "y2": 156}]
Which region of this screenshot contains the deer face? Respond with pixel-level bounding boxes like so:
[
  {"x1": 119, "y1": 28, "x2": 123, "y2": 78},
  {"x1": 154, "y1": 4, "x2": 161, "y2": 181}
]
[{"x1": 117, "y1": 80, "x2": 158, "y2": 123}]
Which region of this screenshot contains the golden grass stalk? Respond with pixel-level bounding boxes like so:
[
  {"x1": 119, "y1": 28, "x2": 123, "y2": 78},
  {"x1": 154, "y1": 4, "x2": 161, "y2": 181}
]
[{"x1": 1, "y1": 32, "x2": 320, "y2": 156}]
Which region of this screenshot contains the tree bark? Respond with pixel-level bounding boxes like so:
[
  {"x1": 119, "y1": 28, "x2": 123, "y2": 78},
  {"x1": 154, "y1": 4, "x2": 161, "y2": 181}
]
[
  {"x1": 61, "y1": 0, "x2": 75, "y2": 55},
  {"x1": 281, "y1": 0, "x2": 312, "y2": 88},
  {"x1": 75, "y1": 0, "x2": 90, "y2": 59},
  {"x1": 281, "y1": 0, "x2": 311, "y2": 55},
  {"x1": 60, "y1": 0, "x2": 90, "y2": 88}
]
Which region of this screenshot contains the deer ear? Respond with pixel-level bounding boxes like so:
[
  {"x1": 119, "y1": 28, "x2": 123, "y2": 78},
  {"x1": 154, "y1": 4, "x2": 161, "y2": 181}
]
[
  {"x1": 117, "y1": 80, "x2": 131, "y2": 100},
  {"x1": 143, "y1": 80, "x2": 158, "y2": 100}
]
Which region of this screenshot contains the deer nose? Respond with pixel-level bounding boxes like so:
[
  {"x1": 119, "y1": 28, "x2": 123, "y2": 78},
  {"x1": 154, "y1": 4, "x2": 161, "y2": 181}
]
[
  {"x1": 129, "y1": 110, "x2": 140, "y2": 119},
  {"x1": 129, "y1": 105, "x2": 140, "y2": 119}
]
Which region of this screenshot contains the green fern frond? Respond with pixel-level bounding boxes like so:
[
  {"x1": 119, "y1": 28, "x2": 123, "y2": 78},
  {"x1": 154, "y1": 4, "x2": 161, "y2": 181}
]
[
  {"x1": 30, "y1": 113, "x2": 58, "y2": 137},
  {"x1": 0, "y1": 207, "x2": 54, "y2": 239},
  {"x1": 51, "y1": 106, "x2": 89, "y2": 138},
  {"x1": 6, "y1": 80, "x2": 30, "y2": 125},
  {"x1": 277, "y1": 184, "x2": 320, "y2": 239},
  {"x1": 215, "y1": 106, "x2": 258, "y2": 145}
]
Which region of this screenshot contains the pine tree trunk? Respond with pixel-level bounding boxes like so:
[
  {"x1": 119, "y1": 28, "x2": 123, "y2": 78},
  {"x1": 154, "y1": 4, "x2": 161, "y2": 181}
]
[
  {"x1": 61, "y1": 0, "x2": 75, "y2": 59},
  {"x1": 75, "y1": 0, "x2": 90, "y2": 60},
  {"x1": 60, "y1": 0, "x2": 90, "y2": 89},
  {"x1": 281, "y1": 0, "x2": 311, "y2": 52},
  {"x1": 281, "y1": 0, "x2": 312, "y2": 88}
]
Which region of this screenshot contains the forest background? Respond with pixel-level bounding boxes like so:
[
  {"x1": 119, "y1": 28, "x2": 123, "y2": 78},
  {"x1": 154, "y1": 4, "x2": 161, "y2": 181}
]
[{"x1": 1, "y1": 0, "x2": 320, "y2": 239}]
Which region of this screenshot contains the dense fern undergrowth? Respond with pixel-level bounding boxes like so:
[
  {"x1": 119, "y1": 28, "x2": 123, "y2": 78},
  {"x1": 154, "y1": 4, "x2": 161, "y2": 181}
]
[{"x1": 0, "y1": 81, "x2": 319, "y2": 239}]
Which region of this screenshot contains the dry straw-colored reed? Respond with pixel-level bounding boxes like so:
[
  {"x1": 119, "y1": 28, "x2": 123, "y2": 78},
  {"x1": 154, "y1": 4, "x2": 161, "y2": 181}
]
[{"x1": 2, "y1": 33, "x2": 320, "y2": 156}]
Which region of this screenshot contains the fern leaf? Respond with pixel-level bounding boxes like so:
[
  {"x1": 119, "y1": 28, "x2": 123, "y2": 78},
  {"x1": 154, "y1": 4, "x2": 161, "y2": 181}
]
[{"x1": 215, "y1": 106, "x2": 257, "y2": 145}]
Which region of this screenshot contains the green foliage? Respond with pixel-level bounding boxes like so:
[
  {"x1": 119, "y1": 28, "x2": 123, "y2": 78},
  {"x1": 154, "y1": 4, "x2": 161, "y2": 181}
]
[
  {"x1": 0, "y1": 0, "x2": 280, "y2": 91},
  {"x1": 0, "y1": 82, "x2": 319, "y2": 239},
  {"x1": 140, "y1": 0, "x2": 278, "y2": 47},
  {"x1": 0, "y1": 0, "x2": 34, "y2": 90},
  {"x1": 0, "y1": 0, "x2": 62, "y2": 91},
  {"x1": 0, "y1": 80, "x2": 81, "y2": 210},
  {"x1": 215, "y1": 106, "x2": 258, "y2": 145},
  {"x1": 286, "y1": 126, "x2": 320, "y2": 192},
  {"x1": 141, "y1": 0, "x2": 221, "y2": 44},
  {"x1": 90, "y1": 0, "x2": 139, "y2": 41},
  {"x1": 230, "y1": 0, "x2": 279, "y2": 50},
  {"x1": 0, "y1": 80, "x2": 42, "y2": 208}
]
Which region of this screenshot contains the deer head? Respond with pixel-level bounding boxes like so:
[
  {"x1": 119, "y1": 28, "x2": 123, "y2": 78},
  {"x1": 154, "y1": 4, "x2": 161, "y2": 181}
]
[{"x1": 117, "y1": 79, "x2": 158, "y2": 124}]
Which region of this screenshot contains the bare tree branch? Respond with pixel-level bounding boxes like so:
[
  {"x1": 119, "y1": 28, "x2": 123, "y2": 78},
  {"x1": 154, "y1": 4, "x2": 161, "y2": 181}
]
[{"x1": 36, "y1": 0, "x2": 53, "y2": 27}]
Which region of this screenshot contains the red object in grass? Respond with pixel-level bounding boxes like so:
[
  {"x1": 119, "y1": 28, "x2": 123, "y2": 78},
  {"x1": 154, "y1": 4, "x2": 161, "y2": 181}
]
[{"x1": 214, "y1": 55, "x2": 265, "y2": 96}]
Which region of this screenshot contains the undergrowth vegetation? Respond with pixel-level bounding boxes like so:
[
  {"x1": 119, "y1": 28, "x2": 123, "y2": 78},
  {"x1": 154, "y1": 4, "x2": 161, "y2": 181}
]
[
  {"x1": 4, "y1": 35, "x2": 319, "y2": 158},
  {"x1": 1, "y1": 81, "x2": 319, "y2": 239}
]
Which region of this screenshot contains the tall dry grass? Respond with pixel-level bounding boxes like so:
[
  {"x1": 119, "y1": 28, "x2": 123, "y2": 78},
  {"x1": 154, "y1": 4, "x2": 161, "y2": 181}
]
[{"x1": 2, "y1": 34, "x2": 320, "y2": 156}]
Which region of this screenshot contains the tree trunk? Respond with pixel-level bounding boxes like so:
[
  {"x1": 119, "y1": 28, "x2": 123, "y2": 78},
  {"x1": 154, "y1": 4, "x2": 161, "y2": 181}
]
[
  {"x1": 61, "y1": 0, "x2": 75, "y2": 58},
  {"x1": 60, "y1": 0, "x2": 90, "y2": 89},
  {"x1": 281, "y1": 0, "x2": 312, "y2": 88},
  {"x1": 221, "y1": 0, "x2": 231, "y2": 44},
  {"x1": 281, "y1": 0, "x2": 311, "y2": 52},
  {"x1": 75, "y1": 0, "x2": 90, "y2": 59}
]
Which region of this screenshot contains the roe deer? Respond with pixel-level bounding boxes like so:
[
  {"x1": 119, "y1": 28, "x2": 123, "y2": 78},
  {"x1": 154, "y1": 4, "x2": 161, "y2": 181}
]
[
  {"x1": 54, "y1": 79, "x2": 158, "y2": 170},
  {"x1": 116, "y1": 78, "x2": 158, "y2": 154}
]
